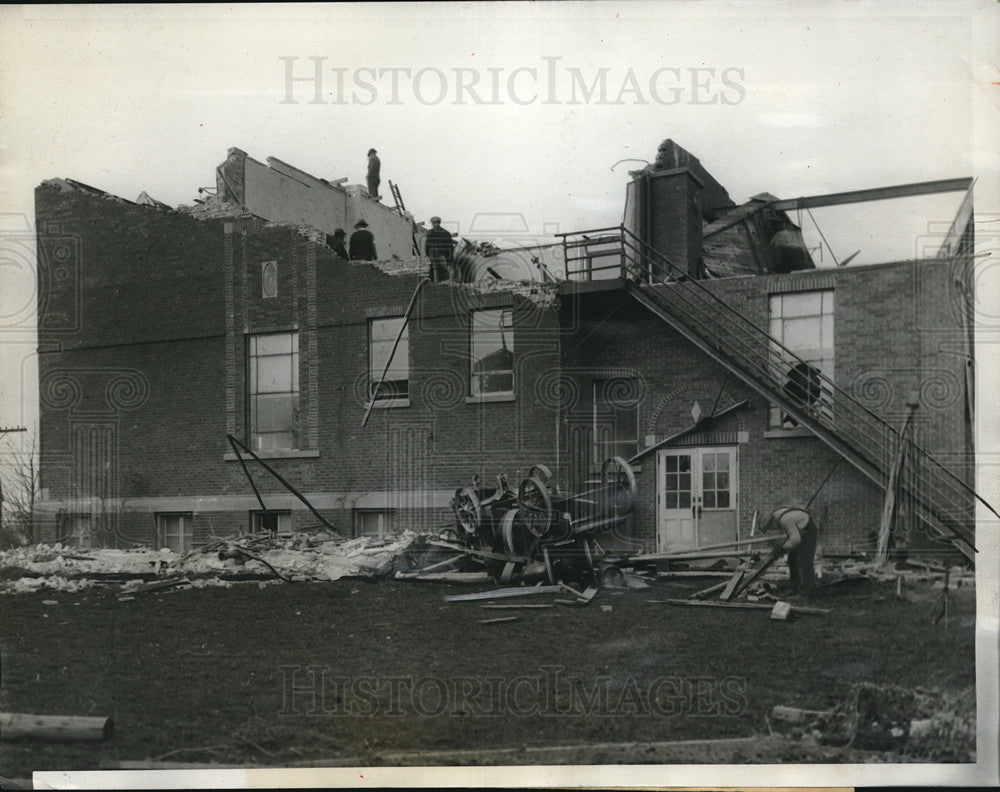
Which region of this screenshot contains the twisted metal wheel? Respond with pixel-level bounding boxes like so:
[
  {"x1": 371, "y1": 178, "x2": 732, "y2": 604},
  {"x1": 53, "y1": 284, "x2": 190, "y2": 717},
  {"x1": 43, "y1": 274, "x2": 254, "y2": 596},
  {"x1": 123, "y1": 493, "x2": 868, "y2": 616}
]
[
  {"x1": 600, "y1": 456, "x2": 637, "y2": 516},
  {"x1": 451, "y1": 487, "x2": 482, "y2": 535},
  {"x1": 517, "y1": 476, "x2": 554, "y2": 537}
]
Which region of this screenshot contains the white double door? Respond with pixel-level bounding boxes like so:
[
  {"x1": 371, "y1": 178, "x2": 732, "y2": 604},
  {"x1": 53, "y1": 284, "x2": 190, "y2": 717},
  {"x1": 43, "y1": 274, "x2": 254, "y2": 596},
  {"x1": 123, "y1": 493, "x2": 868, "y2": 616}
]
[{"x1": 656, "y1": 447, "x2": 738, "y2": 553}]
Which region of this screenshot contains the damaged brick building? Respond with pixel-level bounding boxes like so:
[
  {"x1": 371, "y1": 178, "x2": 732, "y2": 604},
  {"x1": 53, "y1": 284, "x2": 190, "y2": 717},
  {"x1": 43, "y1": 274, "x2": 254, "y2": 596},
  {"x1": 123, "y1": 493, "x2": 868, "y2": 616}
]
[{"x1": 33, "y1": 141, "x2": 979, "y2": 560}]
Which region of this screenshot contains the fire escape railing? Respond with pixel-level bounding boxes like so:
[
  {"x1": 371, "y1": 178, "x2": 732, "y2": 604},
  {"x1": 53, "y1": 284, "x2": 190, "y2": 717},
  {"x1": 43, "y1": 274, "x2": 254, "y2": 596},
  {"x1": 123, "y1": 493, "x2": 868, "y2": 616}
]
[{"x1": 556, "y1": 225, "x2": 987, "y2": 558}]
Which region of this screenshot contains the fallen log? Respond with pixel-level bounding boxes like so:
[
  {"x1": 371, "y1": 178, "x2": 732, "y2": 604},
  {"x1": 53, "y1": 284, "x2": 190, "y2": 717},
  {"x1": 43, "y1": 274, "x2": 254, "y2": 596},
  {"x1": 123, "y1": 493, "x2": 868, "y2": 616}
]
[{"x1": 1, "y1": 713, "x2": 113, "y2": 742}]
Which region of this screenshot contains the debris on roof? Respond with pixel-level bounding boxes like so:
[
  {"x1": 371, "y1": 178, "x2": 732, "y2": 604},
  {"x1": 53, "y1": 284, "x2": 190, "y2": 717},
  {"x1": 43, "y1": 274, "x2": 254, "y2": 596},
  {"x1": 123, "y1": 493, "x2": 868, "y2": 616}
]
[{"x1": 135, "y1": 191, "x2": 172, "y2": 210}]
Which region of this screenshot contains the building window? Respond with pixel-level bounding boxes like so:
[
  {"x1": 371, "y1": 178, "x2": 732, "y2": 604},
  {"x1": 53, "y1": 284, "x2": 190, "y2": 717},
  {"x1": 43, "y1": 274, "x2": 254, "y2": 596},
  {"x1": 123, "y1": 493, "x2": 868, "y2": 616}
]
[
  {"x1": 769, "y1": 290, "x2": 834, "y2": 428},
  {"x1": 158, "y1": 513, "x2": 193, "y2": 553},
  {"x1": 261, "y1": 261, "x2": 278, "y2": 298},
  {"x1": 248, "y1": 332, "x2": 299, "y2": 450},
  {"x1": 369, "y1": 317, "x2": 409, "y2": 402},
  {"x1": 592, "y1": 377, "x2": 640, "y2": 464},
  {"x1": 56, "y1": 513, "x2": 92, "y2": 548},
  {"x1": 470, "y1": 308, "x2": 514, "y2": 396},
  {"x1": 249, "y1": 510, "x2": 291, "y2": 534},
  {"x1": 354, "y1": 509, "x2": 394, "y2": 539}
]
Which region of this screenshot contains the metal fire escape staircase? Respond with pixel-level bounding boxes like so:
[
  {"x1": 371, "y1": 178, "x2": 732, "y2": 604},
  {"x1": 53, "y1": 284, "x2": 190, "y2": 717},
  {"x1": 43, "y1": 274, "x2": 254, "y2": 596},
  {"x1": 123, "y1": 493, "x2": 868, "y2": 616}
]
[{"x1": 558, "y1": 226, "x2": 989, "y2": 561}]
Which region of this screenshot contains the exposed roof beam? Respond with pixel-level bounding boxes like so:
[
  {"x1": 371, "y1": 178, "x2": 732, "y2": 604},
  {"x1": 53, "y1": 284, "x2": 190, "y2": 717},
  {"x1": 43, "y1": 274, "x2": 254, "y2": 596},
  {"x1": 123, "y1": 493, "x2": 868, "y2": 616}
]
[{"x1": 770, "y1": 178, "x2": 973, "y2": 211}]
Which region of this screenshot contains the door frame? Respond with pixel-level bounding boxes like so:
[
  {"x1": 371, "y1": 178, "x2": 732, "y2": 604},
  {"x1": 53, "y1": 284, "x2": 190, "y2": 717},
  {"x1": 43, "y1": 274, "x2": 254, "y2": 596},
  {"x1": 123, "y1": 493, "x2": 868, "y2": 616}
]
[{"x1": 655, "y1": 445, "x2": 739, "y2": 552}]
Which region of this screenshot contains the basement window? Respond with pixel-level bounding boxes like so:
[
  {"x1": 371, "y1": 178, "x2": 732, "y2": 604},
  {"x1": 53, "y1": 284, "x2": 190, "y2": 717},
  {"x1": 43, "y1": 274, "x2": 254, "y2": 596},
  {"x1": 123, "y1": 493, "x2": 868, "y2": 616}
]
[
  {"x1": 470, "y1": 308, "x2": 514, "y2": 397},
  {"x1": 354, "y1": 509, "x2": 395, "y2": 539},
  {"x1": 158, "y1": 513, "x2": 193, "y2": 554},
  {"x1": 248, "y1": 332, "x2": 300, "y2": 450},
  {"x1": 249, "y1": 510, "x2": 291, "y2": 533},
  {"x1": 369, "y1": 317, "x2": 409, "y2": 404},
  {"x1": 56, "y1": 513, "x2": 93, "y2": 549},
  {"x1": 768, "y1": 290, "x2": 834, "y2": 430}
]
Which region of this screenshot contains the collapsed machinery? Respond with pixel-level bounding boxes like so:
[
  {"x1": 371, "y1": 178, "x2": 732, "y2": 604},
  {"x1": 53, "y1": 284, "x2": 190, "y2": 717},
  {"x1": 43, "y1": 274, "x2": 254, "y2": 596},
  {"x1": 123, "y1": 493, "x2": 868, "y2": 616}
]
[{"x1": 445, "y1": 457, "x2": 638, "y2": 585}]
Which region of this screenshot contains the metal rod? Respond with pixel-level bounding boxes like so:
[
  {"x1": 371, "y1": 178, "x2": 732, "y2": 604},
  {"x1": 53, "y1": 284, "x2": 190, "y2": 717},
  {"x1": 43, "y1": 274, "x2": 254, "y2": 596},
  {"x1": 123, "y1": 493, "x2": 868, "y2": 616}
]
[
  {"x1": 226, "y1": 434, "x2": 339, "y2": 533},
  {"x1": 227, "y1": 435, "x2": 270, "y2": 521},
  {"x1": 361, "y1": 277, "x2": 430, "y2": 428}
]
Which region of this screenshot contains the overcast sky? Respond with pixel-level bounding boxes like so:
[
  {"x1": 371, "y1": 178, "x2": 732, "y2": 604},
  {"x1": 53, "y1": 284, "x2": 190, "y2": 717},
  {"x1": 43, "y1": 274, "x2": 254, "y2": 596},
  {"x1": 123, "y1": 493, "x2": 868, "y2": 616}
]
[{"x1": 1, "y1": 0, "x2": 998, "y2": 474}]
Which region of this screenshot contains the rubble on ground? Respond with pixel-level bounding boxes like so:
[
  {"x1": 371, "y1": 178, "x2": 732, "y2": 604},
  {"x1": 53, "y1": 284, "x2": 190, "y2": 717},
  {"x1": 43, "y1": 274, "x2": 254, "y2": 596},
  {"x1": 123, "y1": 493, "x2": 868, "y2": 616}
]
[{"x1": 0, "y1": 532, "x2": 419, "y2": 594}]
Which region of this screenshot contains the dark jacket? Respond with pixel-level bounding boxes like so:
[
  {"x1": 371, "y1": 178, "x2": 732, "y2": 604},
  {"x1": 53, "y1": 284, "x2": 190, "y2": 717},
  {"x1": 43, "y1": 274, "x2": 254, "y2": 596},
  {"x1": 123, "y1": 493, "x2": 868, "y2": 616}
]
[
  {"x1": 349, "y1": 228, "x2": 377, "y2": 261},
  {"x1": 424, "y1": 227, "x2": 455, "y2": 260},
  {"x1": 326, "y1": 235, "x2": 349, "y2": 260}
]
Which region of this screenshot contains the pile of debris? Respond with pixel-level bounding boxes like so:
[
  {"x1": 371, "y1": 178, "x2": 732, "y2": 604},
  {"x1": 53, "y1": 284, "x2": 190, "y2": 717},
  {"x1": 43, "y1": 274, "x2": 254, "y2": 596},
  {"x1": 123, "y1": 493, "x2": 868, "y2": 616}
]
[
  {"x1": 0, "y1": 532, "x2": 418, "y2": 594},
  {"x1": 771, "y1": 682, "x2": 976, "y2": 762}
]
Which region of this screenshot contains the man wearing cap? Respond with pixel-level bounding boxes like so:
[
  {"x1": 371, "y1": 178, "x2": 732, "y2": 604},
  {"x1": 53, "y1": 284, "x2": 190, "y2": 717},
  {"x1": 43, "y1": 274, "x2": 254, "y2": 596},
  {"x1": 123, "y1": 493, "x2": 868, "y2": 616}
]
[
  {"x1": 762, "y1": 506, "x2": 819, "y2": 596},
  {"x1": 366, "y1": 148, "x2": 381, "y2": 201},
  {"x1": 349, "y1": 219, "x2": 377, "y2": 261},
  {"x1": 424, "y1": 216, "x2": 456, "y2": 282},
  {"x1": 325, "y1": 228, "x2": 349, "y2": 260}
]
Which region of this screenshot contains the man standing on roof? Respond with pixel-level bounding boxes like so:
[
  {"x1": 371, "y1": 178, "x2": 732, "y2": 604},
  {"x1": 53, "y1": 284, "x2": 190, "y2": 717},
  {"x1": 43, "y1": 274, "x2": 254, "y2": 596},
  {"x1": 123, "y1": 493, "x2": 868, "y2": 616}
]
[
  {"x1": 424, "y1": 216, "x2": 456, "y2": 282},
  {"x1": 366, "y1": 148, "x2": 381, "y2": 201},
  {"x1": 763, "y1": 506, "x2": 818, "y2": 596},
  {"x1": 349, "y1": 219, "x2": 377, "y2": 261}
]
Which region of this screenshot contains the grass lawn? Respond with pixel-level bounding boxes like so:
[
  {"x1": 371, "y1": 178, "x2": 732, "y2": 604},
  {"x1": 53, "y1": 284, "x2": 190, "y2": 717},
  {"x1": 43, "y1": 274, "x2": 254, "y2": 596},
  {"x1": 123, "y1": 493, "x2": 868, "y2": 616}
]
[{"x1": 0, "y1": 574, "x2": 976, "y2": 775}]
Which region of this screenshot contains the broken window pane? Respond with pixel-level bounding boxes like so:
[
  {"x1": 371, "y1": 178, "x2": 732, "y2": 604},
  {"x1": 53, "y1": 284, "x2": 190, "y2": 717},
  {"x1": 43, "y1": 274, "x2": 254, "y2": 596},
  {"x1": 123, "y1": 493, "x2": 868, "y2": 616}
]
[
  {"x1": 768, "y1": 290, "x2": 834, "y2": 428},
  {"x1": 369, "y1": 317, "x2": 409, "y2": 402},
  {"x1": 470, "y1": 309, "x2": 514, "y2": 396}
]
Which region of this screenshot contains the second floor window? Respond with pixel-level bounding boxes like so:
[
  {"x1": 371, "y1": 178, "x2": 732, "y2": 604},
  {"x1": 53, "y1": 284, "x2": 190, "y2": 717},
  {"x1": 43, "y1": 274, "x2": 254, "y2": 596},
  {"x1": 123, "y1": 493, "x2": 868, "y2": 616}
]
[
  {"x1": 369, "y1": 317, "x2": 409, "y2": 402},
  {"x1": 769, "y1": 290, "x2": 834, "y2": 428},
  {"x1": 248, "y1": 332, "x2": 299, "y2": 450},
  {"x1": 470, "y1": 308, "x2": 514, "y2": 396}
]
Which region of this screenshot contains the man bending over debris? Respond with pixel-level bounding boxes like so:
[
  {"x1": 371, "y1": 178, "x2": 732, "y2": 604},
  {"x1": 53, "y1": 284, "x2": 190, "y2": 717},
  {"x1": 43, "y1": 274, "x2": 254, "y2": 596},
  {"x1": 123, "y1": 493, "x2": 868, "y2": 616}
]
[{"x1": 764, "y1": 506, "x2": 818, "y2": 596}]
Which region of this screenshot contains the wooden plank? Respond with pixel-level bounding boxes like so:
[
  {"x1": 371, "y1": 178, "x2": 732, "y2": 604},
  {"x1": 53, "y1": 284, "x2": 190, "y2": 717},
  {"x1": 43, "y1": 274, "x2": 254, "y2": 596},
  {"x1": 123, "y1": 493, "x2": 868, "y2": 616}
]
[
  {"x1": 444, "y1": 585, "x2": 563, "y2": 603},
  {"x1": 876, "y1": 407, "x2": 915, "y2": 565},
  {"x1": 395, "y1": 571, "x2": 491, "y2": 583},
  {"x1": 478, "y1": 616, "x2": 520, "y2": 625},
  {"x1": 658, "y1": 598, "x2": 830, "y2": 615},
  {"x1": 416, "y1": 554, "x2": 466, "y2": 574},
  {"x1": 690, "y1": 580, "x2": 728, "y2": 599},
  {"x1": 1, "y1": 713, "x2": 113, "y2": 742},
  {"x1": 480, "y1": 603, "x2": 553, "y2": 610},
  {"x1": 427, "y1": 538, "x2": 530, "y2": 564},
  {"x1": 718, "y1": 571, "x2": 745, "y2": 601}
]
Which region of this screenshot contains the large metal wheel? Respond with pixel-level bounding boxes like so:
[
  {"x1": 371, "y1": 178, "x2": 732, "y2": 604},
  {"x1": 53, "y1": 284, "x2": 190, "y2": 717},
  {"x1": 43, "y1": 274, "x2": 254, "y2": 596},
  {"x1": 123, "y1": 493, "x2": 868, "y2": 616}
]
[
  {"x1": 517, "y1": 476, "x2": 554, "y2": 537},
  {"x1": 527, "y1": 463, "x2": 554, "y2": 490},
  {"x1": 600, "y1": 456, "x2": 637, "y2": 516},
  {"x1": 451, "y1": 487, "x2": 482, "y2": 535}
]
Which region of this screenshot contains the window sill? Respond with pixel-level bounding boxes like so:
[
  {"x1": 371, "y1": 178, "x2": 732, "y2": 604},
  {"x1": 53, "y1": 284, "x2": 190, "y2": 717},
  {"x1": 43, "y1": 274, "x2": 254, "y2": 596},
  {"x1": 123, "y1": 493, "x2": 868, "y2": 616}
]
[
  {"x1": 366, "y1": 398, "x2": 411, "y2": 410},
  {"x1": 224, "y1": 449, "x2": 320, "y2": 461},
  {"x1": 465, "y1": 393, "x2": 516, "y2": 404},
  {"x1": 763, "y1": 427, "x2": 814, "y2": 439}
]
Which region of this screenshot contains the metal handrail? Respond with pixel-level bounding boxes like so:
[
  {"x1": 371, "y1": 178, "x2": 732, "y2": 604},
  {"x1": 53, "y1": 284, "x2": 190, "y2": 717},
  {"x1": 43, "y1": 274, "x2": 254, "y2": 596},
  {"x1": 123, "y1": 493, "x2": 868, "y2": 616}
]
[{"x1": 557, "y1": 226, "x2": 988, "y2": 536}]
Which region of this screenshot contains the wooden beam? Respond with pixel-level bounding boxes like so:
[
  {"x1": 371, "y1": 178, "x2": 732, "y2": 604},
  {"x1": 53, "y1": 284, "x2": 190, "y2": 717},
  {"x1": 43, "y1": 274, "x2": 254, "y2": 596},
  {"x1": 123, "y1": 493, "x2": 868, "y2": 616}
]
[
  {"x1": 658, "y1": 598, "x2": 830, "y2": 615},
  {"x1": 769, "y1": 178, "x2": 972, "y2": 211},
  {"x1": 444, "y1": 585, "x2": 563, "y2": 603}
]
